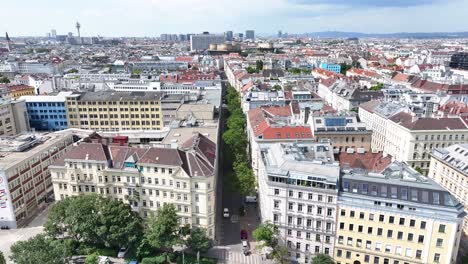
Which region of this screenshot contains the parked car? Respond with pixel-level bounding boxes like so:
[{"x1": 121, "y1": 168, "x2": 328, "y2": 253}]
[
  {"x1": 117, "y1": 247, "x2": 128, "y2": 258},
  {"x1": 223, "y1": 208, "x2": 230, "y2": 218},
  {"x1": 241, "y1": 229, "x2": 248, "y2": 240},
  {"x1": 127, "y1": 261, "x2": 139, "y2": 264},
  {"x1": 242, "y1": 240, "x2": 250, "y2": 256},
  {"x1": 245, "y1": 195, "x2": 257, "y2": 203}
]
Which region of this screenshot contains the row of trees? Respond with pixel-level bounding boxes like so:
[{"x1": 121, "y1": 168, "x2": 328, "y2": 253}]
[
  {"x1": 222, "y1": 86, "x2": 256, "y2": 195},
  {"x1": 253, "y1": 222, "x2": 335, "y2": 264},
  {"x1": 9, "y1": 195, "x2": 214, "y2": 264}
]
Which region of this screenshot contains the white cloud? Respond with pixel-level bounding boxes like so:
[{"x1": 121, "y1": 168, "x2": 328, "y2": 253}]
[{"x1": 1, "y1": 0, "x2": 467, "y2": 36}]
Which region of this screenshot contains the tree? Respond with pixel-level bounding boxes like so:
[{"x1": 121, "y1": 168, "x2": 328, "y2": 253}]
[
  {"x1": 0, "y1": 76, "x2": 10, "y2": 83},
  {"x1": 271, "y1": 84, "x2": 282, "y2": 91},
  {"x1": 187, "y1": 228, "x2": 213, "y2": 253},
  {"x1": 256, "y1": 60, "x2": 264, "y2": 71},
  {"x1": 270, "y1": 245, "x2": 289, "y2": 264},
  {"x1": 370, "y1": 83, "x2": 384, "y2": 91},
  {"x1": 10, "y1": 234, "x2": 69, "y2": 264},
  {"x1": 351, "y1": 60, "x2": 362, "y2": 69},
  {"x1": 234, "y1": 162, "x2": 256, "y2": 195},
  {"x1": 311, "y1": 254, "x2": 335, "y2": 264},
  {"x1": 145, "y1": 204, "x2": 181, "y2": 252},
  {"x1": 0, "y1": 251, "x2": 5, "y2": 264},
  {"x1": 85, "y1": 252, "x2": 99, "y2": 264},
  {"x1": 253, "y1": 222, "x2": 279, "y2": 247},
  {"x1": 246, "y1": 66, "x2": 258, "y2": 74},
  {"x1": 45, "y1": 195, "x2": 143, "y2": 250},
  {"x1": 340, "y1": 63, "x2": 353, "y2": 75}
]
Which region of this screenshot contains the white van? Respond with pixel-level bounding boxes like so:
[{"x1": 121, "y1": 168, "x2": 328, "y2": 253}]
[{"x1": 245, "y1": 195, "x2": 257, "y2": 203}]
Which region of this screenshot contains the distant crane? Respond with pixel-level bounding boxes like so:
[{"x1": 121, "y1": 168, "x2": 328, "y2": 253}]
[{"x1": 76, "y1": 22, "x2": 81, "y2": 38}]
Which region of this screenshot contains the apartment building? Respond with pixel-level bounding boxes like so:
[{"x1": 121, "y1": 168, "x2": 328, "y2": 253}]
[
  {"x1": 6, "y1": 85, "x2": 35, "y2": 99},
  {"x1": 0, "y1": 99, "x2": 29, "y2": 136},
  {"x1": 66, "y1": 91, "x2": 164, "y2": 132},
  {"x1": 335, "y1": 161, "x2": 465, "y2": 264},
  {"x1": 258, "y1": 142, "x2": 340, "y2": 263},
  {"x1": 0, "y1": 133, "x2": 75, "y2": 228},
  {"x1": 50, "y1": 133, "x2": 217, "y2": 237},
  {"x1": 190, "y1": 33, "x2": 225, "y2": 51},
  {"x1": 246, "y1": 105, "x2": 314, "y2": 177},
  {"x1": 309, "y1": 114, "x2": 372, "y2": 153},
  {"x1": 129, "y1": 61, "x2": 188, "y2": 72},
  {"x1": 359, "y1": 100, "x2": 468, "y2": 174},
  {"x1": 429, "y1": 144, "x2": 468, "y2": 254}
]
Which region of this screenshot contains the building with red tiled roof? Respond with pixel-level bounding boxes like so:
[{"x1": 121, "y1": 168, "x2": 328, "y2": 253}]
[
  {"x1": 246, "y1": 105, "x2": 314, "y2": 176},
  {"x1": 346, "y1": 68, "x2": 382, "y2": 80},
  {"x1": 50, "y1": 132, "x2": 218, "y2": 237},
  {"x1": 338, "y1": 151, "x2": 392, "y2": 172},
  {"x1": 311, "y1": 68, "x2": 343, "y2": 80},
  {"x1": 2, "y1": 84, "x2": 35, "y2": 99}
]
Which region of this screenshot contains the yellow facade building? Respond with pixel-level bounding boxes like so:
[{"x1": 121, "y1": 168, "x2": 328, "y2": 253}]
[
  {"x1": 429, "y1": 144, "x2": 468, "y2": 255},
  {"x1": 66, "y1": 91, "x2": 164, "y2": 132},
  {"x1": 8, "y1": 85, "x2": 35, "y2": 99},
  {"x1": 335, "y1": 162, "x2": 465, "y2": 264}
]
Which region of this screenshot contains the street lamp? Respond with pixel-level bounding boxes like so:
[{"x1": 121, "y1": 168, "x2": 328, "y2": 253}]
[{"x1": 173, "y1": 244, "x2": 187, "y2": 264}]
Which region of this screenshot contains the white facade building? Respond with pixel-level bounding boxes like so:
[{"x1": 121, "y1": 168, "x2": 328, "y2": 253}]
[{"x1": 258, "y1": 142, "x2": 340, "y2": 263}]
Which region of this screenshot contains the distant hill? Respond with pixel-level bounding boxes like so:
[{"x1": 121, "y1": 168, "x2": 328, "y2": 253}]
[{"x1": 299, "y1": 31, "x2": 468, "y2": 39}]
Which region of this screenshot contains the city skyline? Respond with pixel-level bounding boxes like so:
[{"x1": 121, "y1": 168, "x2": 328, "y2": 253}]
[{"x1": 2, "y1": 0, "x2": 468, "y2": 37}]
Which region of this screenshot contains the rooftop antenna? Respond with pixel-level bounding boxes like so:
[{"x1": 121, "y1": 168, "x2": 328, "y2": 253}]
[{"x1": 76, "y1": 22, "x2": 81, "y2": 38}]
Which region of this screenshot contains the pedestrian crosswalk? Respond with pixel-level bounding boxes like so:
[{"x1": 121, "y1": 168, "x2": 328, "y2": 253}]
[{"x1": 205, "y1": 247, "x2": 273, "y2": 264}]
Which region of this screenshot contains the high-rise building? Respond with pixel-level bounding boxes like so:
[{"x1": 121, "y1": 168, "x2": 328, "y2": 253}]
[
  {"x1": 65, "y1": 91, "x2": 164, "y2": 131},
  {"x1": 245, "y1": 30, "x2": 255, "y2": 40},
  {"x1": 190, "y1": 33, "x2": 225, "y2": 51},
  {"x1": 335, "y1": 161, "x2": 465, "y2": 264},
  {"x1": 449, "y1": 53, "x2": 468, "y2": 70},
  {"x1": 5, "y1": 32, "x2": 12, "y2": 51},
  {"x1": 278, "y1": 30, "x2": 282, "y2": 38},
  {"x1": 225, "y1": 31, "x2": 233, "y2": 41},
  {"x1": 178, "y1": 34, "x2": 187, "y2": 41},
  {"x1": 50, "y1": 133, "x2": 218, "y2": 237},
  {"x1": 51, "y1": 29, "x2": 57, "y2": 39},
  {"x1": 429, "y1": 144, "x2": 468, "y2": 254}
]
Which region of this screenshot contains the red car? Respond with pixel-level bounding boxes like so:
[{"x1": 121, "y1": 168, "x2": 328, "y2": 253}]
[{"x1": 241, "y1": 229, "x2": 248, "y2": 240}]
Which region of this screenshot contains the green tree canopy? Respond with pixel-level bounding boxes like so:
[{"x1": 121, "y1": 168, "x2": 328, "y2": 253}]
[
  {"x1": 234, "y1": 161, "x2": 256, "y2": 195},
  {"x1": 246, "y1": 66, "x2": 258, "y2": 74},
  {"x1": 186, "y1": 228, "x2": 213, "y2": 253},
  {"x1": 144, "y1": 204, "x2": 181, "y2": 252},
  {"x1": 271, "y1": 84, "x2": 282, "y2": 91},
  {"x1": 253, "y1": 222, "x2": 279, "y2": 247},
  {"x1": 45, "y1": 194, "x2": 143, "y2": 249},
  {"x1": 85, "y1": 252, "x2": 99, "y2": 264},
  {"x1": 0, "y1": 76, "x2": 10, "y2": 83},
  {"x1": 311, "y1": 253, "x2": 335, "y2": 264},
  {"x1": 256, "y1": 60, "x2": 264, "y2": 71},
  {"x1": 10, "y1": 234, "x2": 69, "y2": 264},
  {"x1": 0, "y1": 251, "x2": 5, "y2": 264}
]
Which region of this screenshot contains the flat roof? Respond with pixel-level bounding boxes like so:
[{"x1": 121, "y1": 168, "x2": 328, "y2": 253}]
[
  {"x1": 71, "y1": 91, "x2": 164, "y2": 101},
  {"x1": 0, "y1": 133, "x2": 72, "y2": 171}
]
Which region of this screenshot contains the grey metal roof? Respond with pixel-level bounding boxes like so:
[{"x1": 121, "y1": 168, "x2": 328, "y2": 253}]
[{"x1": 75, "y1": 91, "x2": 164, "y2": 101}]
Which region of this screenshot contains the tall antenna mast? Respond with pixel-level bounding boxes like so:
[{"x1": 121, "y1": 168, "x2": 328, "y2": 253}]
[{"x1": 76, "y1": 22, "x2": 81, "y2": 38}]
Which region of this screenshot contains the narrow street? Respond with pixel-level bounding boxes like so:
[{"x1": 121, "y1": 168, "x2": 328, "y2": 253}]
[{"x1": 212, "y1": 73, "x2": 267, "y2": 264}]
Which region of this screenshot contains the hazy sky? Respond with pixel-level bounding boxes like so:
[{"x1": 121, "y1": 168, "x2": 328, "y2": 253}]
[{"x1": 2, "y1": 0, "x2": 468, "y2": 37}]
